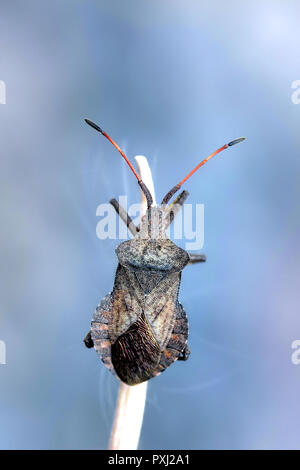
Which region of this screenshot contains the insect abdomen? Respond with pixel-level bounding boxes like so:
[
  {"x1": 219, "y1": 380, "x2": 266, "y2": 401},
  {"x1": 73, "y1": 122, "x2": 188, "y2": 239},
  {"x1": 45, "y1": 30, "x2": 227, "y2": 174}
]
[{"x1": 111, "y1": 313, "x2": 161, "y2": 386}]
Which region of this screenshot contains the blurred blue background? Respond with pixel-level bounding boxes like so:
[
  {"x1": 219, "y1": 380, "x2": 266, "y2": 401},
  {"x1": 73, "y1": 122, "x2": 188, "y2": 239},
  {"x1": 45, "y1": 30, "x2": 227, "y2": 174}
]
[{"x1": 0, "y1": 0, "x2": 300, "y2": 450}]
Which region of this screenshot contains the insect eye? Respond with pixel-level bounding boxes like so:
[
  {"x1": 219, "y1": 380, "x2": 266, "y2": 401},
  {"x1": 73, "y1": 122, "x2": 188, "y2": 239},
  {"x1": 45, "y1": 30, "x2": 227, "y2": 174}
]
[{"x1": 157, "y1": 245, "x2": 162, "y2": 251}]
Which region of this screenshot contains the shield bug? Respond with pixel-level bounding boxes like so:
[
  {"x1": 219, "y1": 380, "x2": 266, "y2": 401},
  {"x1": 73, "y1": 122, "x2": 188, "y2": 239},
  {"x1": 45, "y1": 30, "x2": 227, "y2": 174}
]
[{"x1": 83, "y1": 118, "x2": 245, "y2": 385}]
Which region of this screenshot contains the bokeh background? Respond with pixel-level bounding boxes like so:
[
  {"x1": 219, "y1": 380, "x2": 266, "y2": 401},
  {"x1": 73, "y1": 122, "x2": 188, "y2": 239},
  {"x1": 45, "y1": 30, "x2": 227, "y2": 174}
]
[{"x1": 1, "y1": 0, "x2": 300, "y2": 450}]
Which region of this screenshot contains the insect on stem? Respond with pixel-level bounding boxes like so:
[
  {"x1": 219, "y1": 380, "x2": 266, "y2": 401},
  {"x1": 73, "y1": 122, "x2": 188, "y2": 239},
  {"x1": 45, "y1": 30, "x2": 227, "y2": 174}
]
[
  {"x1": 84, "y1": 118, "x2": 246, "y2": 448},
  {"x1": 161, "y1": 137, "x2": 246, "y2": 205},
  {"x1": 85, "y1": 119, "x2": 153, "y2": 209}
]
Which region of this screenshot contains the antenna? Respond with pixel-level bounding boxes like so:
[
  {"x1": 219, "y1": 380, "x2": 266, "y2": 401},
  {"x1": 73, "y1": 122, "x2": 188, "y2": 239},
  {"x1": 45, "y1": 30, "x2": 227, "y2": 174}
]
[
  {"x1": 85, "y1": 119, "x2": 153, "y2": 208},
  {"x1": 161, "y1": 137, "x2": 246, "y2": 205}
]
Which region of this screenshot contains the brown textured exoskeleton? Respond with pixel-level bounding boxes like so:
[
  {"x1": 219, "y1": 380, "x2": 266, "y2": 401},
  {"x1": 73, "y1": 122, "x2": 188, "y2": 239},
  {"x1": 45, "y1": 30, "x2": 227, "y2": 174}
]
[{"x1": 83, "y1": 118, "x2": 245, "y2": 385}]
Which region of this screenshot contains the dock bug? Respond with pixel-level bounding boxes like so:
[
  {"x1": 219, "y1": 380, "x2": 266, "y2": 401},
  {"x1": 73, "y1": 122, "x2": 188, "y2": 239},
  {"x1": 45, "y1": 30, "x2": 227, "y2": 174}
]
[{"x1": 83, "y1": 119, "x2": 245, "y2": 385}]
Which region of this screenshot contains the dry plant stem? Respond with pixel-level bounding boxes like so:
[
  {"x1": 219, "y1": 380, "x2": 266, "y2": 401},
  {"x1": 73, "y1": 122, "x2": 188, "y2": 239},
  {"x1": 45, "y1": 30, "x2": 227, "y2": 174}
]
[{"x1": 108, "y1": 155, "x2": 156, "y2": 450}]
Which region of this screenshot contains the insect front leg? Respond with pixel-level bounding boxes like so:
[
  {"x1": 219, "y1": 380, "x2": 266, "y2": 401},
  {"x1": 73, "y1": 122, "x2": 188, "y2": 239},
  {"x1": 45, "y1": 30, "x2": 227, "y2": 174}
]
[
  {"x1": 83, "y1": 331, "x2": 94, "y2": 349},
  {"x1": 188, "y1": 253, "x2": 206, "y2": 264},
  {"x1": 178, "y1": 343, "x2": 191, "y2": 361},
  {"x1": 110, "y1": 198, "x2": 138, "y2": 236}
]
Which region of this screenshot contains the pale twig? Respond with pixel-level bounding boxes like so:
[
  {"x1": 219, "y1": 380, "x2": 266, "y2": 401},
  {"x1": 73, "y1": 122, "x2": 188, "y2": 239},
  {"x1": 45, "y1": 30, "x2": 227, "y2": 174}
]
[{"x1": 108, "y1": 155, "x2": 156, "y2": 450}]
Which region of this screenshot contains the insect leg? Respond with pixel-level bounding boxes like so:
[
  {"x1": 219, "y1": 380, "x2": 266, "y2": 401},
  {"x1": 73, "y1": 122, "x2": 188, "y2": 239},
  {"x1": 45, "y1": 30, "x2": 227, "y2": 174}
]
[
  {"x1": 110, "y1": 198, "x2": 139, "y2": 236},
  {"x1": 188, "y1": 253, "x2": 206, "y2": 264},
  {"x1": 83, "y1": 331, "x2": 94, "y2": 349},
  {"x1": 164, "y1": 190, "x2": 189, "y2": 228},
  {"x1": 177, "y1": 343, "x2": 191, "y2": 361}
]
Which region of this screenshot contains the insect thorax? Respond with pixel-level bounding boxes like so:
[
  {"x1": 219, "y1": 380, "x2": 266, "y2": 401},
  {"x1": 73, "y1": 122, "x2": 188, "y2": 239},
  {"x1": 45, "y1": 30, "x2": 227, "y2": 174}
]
[{"x1": 115, "y1": 207, "x2": 189, "y2": 274}]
